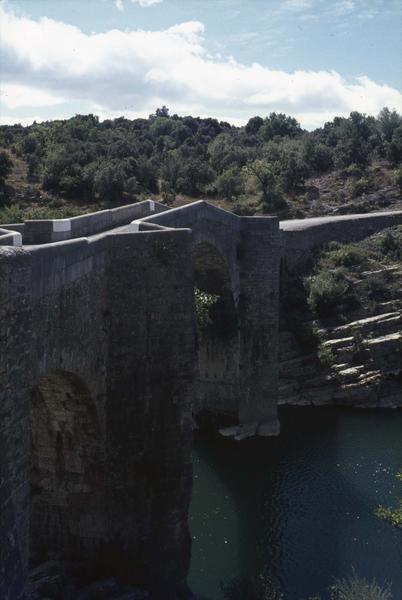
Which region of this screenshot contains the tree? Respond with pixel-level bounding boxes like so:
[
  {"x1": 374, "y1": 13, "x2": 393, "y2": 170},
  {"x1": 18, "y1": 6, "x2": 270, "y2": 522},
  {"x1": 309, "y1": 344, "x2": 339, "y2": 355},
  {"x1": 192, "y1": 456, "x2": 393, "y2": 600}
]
[
  {"x1": 154, "y1": 105, "x2": 170, "y2": 118},
  {"x1": 246, "y1": 115, "x2": 264, "y2": 135},
  {"x1": 331, "y1": 112, "x2": 377, "y2": 168},
  {"x1": 244, "y1": 159, "x2": 281, "y2": 211},
  {"x1": 377, "y1": 107, "x2": 402, "y2": 143},
  {"x1": 176, "y1": 158, "x2": 215, "y2": 196},
  {"x1": 0, "y1": 151, "x2": 13, "y2": 186},
  {"x1": 208, "y1": 133, "x2": 251, "y2": 174},
  {"x1": 387, "y1": 126, "x2": 402, "y2": 165},
  {"x1": 268, "y1": 139, "x2": 309, "y2": 193},
  {"x1": 215, "y1": 167, "x2": 244, "y2": 200},
  {"x1": 302, "y1": 136, "x2": 333, "y2": 173},
  {"x1": 160, "y1": 149, "x2": 181, "y2": 192},
  {"x1": 93, "y1": 158, "x2": 134, "y2": 203},
  {"x1": 260, "y1": 112, "x2": 302, "y2": 140}
]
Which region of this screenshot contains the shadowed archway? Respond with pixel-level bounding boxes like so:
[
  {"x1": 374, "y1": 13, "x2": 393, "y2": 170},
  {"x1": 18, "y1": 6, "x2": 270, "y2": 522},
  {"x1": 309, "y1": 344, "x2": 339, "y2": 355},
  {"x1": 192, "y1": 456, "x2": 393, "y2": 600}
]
[
  {"x1": 193, "y1": 242, "x2": 240, "y2": 420},
  {"x1": 30, "y1": 371, "x2": 104, "y2": 568}
]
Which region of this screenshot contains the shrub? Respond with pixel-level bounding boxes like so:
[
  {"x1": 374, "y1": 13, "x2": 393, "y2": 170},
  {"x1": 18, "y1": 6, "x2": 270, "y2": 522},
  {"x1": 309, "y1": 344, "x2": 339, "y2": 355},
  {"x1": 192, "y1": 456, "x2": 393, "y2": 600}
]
[
  {"x1": 378, "y1": 230, "x2": 401, "y2": 260},
  {"x1": 363, "y1": 275, "x2": 389, "y2": 301},
  {"x1": 318, "y1": 342, "x2": 335, "y2": 369},
  {"x1": 329, "y1": 572, "x2": 392, "y2": 600},
  {"x1": 307, "y1": 271, "x2": 349, "y2": 317},
  {"x1": 395, "y1": 166, "x2": 402, "y2": 193},
  {"x1": 346, "y1": 176, "x2": 375, "y2": 198},
  {"x1": 0, "y1": 203, "x2": 84, "y2": 223},
  {"x1": 375, "y1": 470, "x2": 402, "y2": 529},
  {"x1": 328, "y1": 245, "x2": 366, "y2": 268},
  {"x1": 215, "y1": 167, "x2": 244, "y2": 200},
  {"x1": 194, "y1": 288, "x2": 219, "y2": 330}
]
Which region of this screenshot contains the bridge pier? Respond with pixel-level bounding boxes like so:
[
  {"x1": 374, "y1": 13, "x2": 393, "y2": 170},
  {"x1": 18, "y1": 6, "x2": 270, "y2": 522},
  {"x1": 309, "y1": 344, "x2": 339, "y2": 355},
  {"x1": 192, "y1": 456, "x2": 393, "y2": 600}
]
[
  {"x1": 220, "y1": 216, "x2": 281, "y2": 439},
  {"x1": 106, "y1": 229, "x2": 195, "y2": 592}
]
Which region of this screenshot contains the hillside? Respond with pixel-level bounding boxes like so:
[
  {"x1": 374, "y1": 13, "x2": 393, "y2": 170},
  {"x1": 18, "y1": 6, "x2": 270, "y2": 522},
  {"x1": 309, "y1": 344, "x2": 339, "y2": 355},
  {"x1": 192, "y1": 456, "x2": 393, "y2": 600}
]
[
  {"x1": 0, "y1": 107, "x2": 401, "y2": 223},
  {"x1": 279, "y1": 226, "x2": 402, "y2": 408}
]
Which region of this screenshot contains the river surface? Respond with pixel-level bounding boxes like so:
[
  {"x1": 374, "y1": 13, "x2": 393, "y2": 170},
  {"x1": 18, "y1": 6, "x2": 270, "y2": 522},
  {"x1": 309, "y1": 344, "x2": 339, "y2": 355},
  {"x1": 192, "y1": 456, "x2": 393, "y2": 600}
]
[{"x1": 188, "y1": 407, "x2": 402, "y2": 600}]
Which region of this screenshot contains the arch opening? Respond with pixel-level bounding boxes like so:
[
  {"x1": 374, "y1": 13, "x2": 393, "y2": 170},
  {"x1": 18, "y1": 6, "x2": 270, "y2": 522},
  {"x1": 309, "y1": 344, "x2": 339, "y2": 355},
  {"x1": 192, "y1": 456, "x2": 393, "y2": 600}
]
[
  {"x1": 30, "y1": 370, "x2": 104, "y2": 567},
  {"x1": 193, "y1": 242, "x2": 240, "y2": 418}
]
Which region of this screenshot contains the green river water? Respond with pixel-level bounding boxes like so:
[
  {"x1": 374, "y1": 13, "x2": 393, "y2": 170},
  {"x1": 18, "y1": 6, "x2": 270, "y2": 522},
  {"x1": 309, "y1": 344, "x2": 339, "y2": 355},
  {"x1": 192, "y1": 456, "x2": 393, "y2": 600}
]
[{"x1": 188, "y1": 406, "x2": 402, "y2": 600}]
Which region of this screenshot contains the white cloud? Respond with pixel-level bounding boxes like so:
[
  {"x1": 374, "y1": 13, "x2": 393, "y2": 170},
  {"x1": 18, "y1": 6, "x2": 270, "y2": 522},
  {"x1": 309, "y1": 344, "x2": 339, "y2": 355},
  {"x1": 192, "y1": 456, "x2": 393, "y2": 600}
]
[
  {"x1": 114, "y1": 0, "x2": 162, "y2": 10},
  {"x1": 0, "y1": 4, "x2": 400, "y2": 130},
  {"x1": 0, "y1": 114, "x2": 46, "y2": 126},
  {"x1": 0, "y1": 83, "x2": 65, "y2": 108},
  {"x1": 333, "y1": 0, "x2": 355, "y2": 15},
  {"x1": 131, "y1": 0, "x2": 163, "y2": 6},
  {"x1": 283, "y1": 0, "x2": 316, "y2": 11}
]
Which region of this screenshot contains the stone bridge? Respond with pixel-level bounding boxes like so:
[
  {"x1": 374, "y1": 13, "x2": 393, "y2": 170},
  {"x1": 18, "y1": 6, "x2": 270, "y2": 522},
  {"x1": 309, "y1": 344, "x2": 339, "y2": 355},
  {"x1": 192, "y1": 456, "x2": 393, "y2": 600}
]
[{"x1": 1, "y1": 200, "x2": 402, "y2": 599}]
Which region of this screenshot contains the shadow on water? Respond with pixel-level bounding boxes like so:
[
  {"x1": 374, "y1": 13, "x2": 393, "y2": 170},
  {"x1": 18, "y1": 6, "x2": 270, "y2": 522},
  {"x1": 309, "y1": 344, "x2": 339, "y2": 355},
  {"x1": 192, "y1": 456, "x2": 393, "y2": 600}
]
[{"x1": 188, "y1": 406, "x2": 402, "y2": 600}]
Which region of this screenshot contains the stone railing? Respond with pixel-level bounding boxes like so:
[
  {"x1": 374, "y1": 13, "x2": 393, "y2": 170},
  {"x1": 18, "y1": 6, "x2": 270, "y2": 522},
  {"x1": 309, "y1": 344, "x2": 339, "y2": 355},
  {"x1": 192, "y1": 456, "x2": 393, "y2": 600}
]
[
  {"x1": 0, "y1": 226, "x2": 22, "y2": 246},
  {"x1": 281, "y1": 210, "x2": 402, "y2": 272},
  {"x1": 20, "y1": 200, "x2": 167, "y2": 245}
]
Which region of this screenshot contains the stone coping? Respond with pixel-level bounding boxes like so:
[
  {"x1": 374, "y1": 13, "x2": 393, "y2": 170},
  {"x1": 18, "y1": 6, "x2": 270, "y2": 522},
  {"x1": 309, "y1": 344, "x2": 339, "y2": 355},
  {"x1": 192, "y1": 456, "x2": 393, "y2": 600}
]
[{"x1": 0, "y1": 226, "x2": 22, "y2": 246}]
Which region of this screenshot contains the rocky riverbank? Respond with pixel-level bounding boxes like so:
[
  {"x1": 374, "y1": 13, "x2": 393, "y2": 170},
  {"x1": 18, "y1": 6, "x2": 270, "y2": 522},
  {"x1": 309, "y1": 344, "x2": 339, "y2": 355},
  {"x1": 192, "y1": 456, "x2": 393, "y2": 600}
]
[{"x1": 279, "y1": 226, "x2": 402, "y2": 408}]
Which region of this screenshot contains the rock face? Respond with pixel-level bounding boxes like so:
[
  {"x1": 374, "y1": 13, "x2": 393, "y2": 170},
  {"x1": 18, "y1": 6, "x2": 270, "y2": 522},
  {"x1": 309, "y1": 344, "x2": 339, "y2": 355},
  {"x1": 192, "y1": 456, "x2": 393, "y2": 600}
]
[{"x1": 279, "y1": 310, "x2": 402, "y2": 409}]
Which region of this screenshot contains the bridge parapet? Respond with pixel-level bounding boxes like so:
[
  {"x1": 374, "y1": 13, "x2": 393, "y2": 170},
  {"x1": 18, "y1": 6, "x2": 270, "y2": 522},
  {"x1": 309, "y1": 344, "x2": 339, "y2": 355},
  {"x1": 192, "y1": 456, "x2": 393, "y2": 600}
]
[
  {"x1": 15, "y1": 199, "x2": 168, "y2": 245},
  {"x1": 0, "y1": 226, "x2": 22, "y2": 246},
  {"x1": 281, "y1": 210, "x2": 402, "y2": 272}
]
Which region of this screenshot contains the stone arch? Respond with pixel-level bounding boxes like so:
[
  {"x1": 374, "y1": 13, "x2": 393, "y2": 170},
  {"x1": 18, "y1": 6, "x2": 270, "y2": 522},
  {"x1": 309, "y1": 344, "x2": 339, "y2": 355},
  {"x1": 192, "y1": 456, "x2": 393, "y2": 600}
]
[
  {"x1": 193, "y1": 241, "x2": 240, "y2": 418},
  {"x1": 30, "y1": 370, "x2": 104, "y2": 566}
]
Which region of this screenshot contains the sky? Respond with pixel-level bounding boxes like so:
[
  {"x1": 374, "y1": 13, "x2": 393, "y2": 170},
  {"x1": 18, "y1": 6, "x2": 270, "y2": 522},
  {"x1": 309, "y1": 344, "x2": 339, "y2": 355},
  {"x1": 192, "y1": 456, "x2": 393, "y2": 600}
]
[{"x1": 0, "y1": 0, "x2": 401, "y2": 130}]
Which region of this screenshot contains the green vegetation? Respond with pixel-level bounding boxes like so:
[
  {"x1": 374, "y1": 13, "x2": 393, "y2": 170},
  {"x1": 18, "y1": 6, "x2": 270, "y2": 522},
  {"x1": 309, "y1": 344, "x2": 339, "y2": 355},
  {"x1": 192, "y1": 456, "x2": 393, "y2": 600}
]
[
  {"x1": 0, "y1": 203, "x2": 84, "y2": 223},
  {"x1": 307, "y1": 271, "x2": 350, "y2": 317},
  {"x1": 304, "y1": 227, "x2": 402, "y2": 322},
  {"x1": 317, "y1": 340, "x2": 336, "y2": 369},
  {"x1": 194, "y1": 288, "x2": 219, "y2": 330},
  {"x1": 0, "y1": 150, "x2": 13, "y2": 186},
  {"x1": 0, "y1": 106, "x2": 401, "y2": 221},
  {"x1": 375, "y1": 471, "x2": 402, "y2": 529},
  {"x1": 326, "y1": 572, "x2": 392, "y2": 600}
]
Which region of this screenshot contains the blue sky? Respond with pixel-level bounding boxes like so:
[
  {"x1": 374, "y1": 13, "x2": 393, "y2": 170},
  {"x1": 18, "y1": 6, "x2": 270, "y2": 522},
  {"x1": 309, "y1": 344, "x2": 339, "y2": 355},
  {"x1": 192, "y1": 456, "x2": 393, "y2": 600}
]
[{"x1": 0, "y1": 0, "x2": 401, "y2": 129}]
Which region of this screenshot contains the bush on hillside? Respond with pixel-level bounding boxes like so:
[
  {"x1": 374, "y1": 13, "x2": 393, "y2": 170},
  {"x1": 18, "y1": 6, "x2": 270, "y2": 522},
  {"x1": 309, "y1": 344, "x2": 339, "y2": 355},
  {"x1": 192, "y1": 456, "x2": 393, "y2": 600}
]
[{"x1": 307, "y1": 271, "x2": 350, "y2": 316}]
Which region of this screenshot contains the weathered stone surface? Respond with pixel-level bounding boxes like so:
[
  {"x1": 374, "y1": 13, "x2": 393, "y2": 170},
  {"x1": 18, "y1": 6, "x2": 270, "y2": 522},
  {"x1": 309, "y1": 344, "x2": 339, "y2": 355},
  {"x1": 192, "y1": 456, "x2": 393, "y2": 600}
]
[
  {"x1": 0, "y1": 230, "x2": 195, "y2": 597},
  {"x1": 2, "y1": 201, "x2": 402, "y2": 598},
  {"x1": 279, "y1": 309, "x2": 402, "y2": 410}
]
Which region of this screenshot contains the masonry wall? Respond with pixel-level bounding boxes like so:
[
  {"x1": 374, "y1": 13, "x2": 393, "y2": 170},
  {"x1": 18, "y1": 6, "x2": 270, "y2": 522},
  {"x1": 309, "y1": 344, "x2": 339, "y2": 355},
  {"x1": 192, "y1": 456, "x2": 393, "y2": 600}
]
[
  {"x1": 22, "y1": 200, "x2": 167, "y2": 245},
  {"x1": 281, "y1": 210, "x2": 402, "y2": 272},
  {"x1": 0, "y1": 238, "x2": 110, "y2": 599},
  {"x1": 238, "y1": 217, "x2": 281, "y2": 435},
  {"x1": 0, "y1": 228, "x2": 196, "y2": 598},
  {"x1": 106, "y1": 229, "x2": 195, "y2": 594},
  {"x1": 1, "y1": 247, "x2": 32, "y2": 600},
  {"x1": 141, "y1": 202, "x2": 282, "y2": 434}
]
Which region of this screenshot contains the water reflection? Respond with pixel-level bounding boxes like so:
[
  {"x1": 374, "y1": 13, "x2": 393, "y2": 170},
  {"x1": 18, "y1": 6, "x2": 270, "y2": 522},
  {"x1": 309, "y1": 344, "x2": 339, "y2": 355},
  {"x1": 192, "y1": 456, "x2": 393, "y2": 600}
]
[{"x1": 189, "y1": 407, "x2": 402, "y2": 600}]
